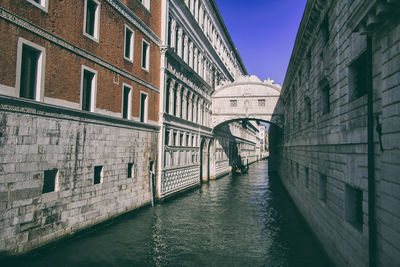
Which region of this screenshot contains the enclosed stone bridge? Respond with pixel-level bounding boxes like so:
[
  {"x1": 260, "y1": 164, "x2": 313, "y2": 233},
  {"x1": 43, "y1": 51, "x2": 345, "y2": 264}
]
[{"x1": 211, "y1": 75, "x2": 283, "y2": 130}]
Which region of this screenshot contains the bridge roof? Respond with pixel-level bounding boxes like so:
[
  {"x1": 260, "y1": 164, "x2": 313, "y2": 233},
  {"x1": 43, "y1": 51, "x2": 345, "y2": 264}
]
[{"x1": 212, "y1": 75, "x2": 281, "y2": 98}]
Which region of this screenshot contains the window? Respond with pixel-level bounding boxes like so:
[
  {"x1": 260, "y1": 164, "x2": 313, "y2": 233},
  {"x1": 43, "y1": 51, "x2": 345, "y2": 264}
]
[
  {"x1": 319, "y1": 174, "x2": 327, "y2": 203},
  {"x1": 305, "y1": 167, "x2": 309, "y2": 188},
  {"x1": 141, "y1": 39, "x2": 150, "y2": 71},
  {"x1": 305, "y1": 97, "x2": 311, "y2": 123},
  {"x1": 173, "y1": 132, "x2": 177, "y2": 146},
  {"x1": 124, "y1": 25, "x2": 134, "y2": 62},
  {"x1": 94, "y1": 165, "x2": 103, "y2": 184},
  {"x1": 84, "y1": 0, "x2": 100, "y2": 42},
  {"x1": 17, "y1": 38, "x2": 46, "y2": 101},
  {"x1": 81, "y1": 66, "x2": 97, "y2": 112},
  {"x1": 42, "y1": 169, "x2": 59, "y2": 194},
  {"x1": 296, "y1": 163, "x2": 299, "y2": 179},
  {"x1": 258, "y1": 99, "x2": 266, "y2": 107},
  {"x1": 122, "y1": 84, "x2": 132, "y2": 119},
  {"x1": 345, "y1": 185, "x2": 363, "y2": 231},
  {"x1": 230, "y1": 100, "x2": 237, "y2": 107},
  {"x1": 165, "y1": 130, "x2": 170, "y2": 146},
  {"x1": 26, "y1": 0, "x2": 48, "y2": 12},
  {"x1": 320, "y1": 80, "x2": 330, "y2": 115},
  {"x1": 139, "y1": 0, "x2": 151, "y2": 11},
  {"x1": 140, "y1": 91, "x2": 148, "y2": 123},
  {"x1": 128, "y1": 162, "x2": 134, "y2": 178},
  {"x1": 307, "y1": 49, "x2": 312, "y2": 79},
  {"x1": 348, "y1": 51, "x2": 369, "y2": 101},
  {"x1": 321, "y1": 15, "x2": 329, "y2": 46}
]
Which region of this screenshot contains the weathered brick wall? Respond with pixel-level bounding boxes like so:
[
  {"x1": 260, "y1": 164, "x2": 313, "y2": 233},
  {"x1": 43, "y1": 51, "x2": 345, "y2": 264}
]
[
  {"x1": 0, "y1": 0, "x2": 160, "y2": 120},
  {"x1": 0, "y1": 97, "x2": 158, "y2": 254},
  {"x1": 1, "y1": 0, "x2": 161, "y2": 89},
  {"x1": 273, "y1": 0, "x2": 400, "y2": 266}
]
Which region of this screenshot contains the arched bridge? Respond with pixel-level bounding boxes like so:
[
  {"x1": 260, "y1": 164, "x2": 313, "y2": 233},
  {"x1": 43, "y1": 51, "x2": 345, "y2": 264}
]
[{"x1": 211, "y1": 75, "x2": 283, "y2": 130}]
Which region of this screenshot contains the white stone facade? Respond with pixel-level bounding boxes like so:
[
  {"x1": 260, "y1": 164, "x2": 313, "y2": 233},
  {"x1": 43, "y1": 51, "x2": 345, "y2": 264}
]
[{"x1": 157, "y1": 0, "x2": 259, "y2": 198}]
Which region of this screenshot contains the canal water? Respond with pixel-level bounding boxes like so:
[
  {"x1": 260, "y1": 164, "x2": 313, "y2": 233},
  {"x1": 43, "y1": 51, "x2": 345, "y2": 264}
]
[{"x1": 5, "y1": 161, "x2": 332, "y2": 267}]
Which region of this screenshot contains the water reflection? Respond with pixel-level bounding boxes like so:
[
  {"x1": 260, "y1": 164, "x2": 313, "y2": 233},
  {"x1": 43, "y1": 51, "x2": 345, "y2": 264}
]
[{"x1": 3, "y1": 162, "x2": 332, "y2": 267}]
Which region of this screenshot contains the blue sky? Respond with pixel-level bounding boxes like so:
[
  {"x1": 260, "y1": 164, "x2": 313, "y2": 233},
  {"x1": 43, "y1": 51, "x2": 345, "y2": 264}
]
[{"x1": 215, "y1": 0, "x2": 307, "y2": 85}]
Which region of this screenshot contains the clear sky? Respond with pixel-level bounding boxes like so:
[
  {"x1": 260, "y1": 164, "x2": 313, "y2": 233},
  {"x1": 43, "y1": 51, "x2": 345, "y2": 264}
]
[{"x1": 215, "y1": 0, "x2": 308, "y2": 86}]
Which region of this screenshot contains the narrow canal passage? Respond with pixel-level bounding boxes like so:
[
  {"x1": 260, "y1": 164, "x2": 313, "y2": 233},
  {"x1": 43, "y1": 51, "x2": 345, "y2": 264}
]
[{"x1": 7, "y1": 162, "x2": 332, "y2": 267}]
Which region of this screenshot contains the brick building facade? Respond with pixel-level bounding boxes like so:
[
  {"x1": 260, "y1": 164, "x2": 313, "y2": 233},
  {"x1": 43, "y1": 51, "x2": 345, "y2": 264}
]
[{"x1": 0, "y1": 0, "x2": 161, "y2": 253}]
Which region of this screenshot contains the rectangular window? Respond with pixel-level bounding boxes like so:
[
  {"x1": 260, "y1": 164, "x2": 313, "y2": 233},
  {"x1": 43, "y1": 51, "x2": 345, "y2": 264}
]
[
  {"x1": 305, "y1": 167, "x2": 309, "y2": 188},
  {"x1": 140, "y1": 0, "x2": 151, "y2": 11},
  {"x1": 81, "y1": 66, "x2": 97, "y2": 112},
  {"x1": 180, "y1": 133, "x2": 184, "y2": 146},
  {"x1": 321, "y1": 82, "x2": 330, "y2": 115},
  {"x1": 20, "y1": 45, "x2": 40, "y2": 100},
  {"x1": 345, "y1": 185, "x2": 363, "y2": 231},
  {"x1": 230, "y1": 100, "x2": 237, "y2": 107},
  {"x1": 296, "y1": 163, "x2": 299, "y2": 179},
  {"x1": 258, "y1": 99, "x2": 266, "y2": 107},
  {"x1": 141, "y1": 40, "x2": 150, "y2": 71},
  {"x1": 124, "y1": 25, "x2": 134, "y2": 62},
  {"x1": 84, "y1": 0, "x2": 100, "y2": 41},
  {"x1": 321, "y1": 15, "x2": 329, "y2": 45},
  {"x1": 122, "y1": 84, "x2": 132, "y2": 119},
  {"x1": 17, "y1": 39, "x2": 45, "y2": 101},
  {"x1": 128, "y1": 162, "x2": 134, "y2": 178},
  {"x1": 26, "y1": 0, "x2": 48, "y2": 12},
  {"x1": 307, "y1": 50, "x2": 312, "y2": 79},
  {"x1": 94, "y1": 165, "x2": 103, "y2": 184},
  {"x1": 319, "y1": 174, "x2": 327, "y2": 202},
  {"x1": 305, "y1": 97, "x2": 311, "y2": 123},
  {"x1": 165, "y1": 130, "x2": 170, "y2": 146},
  {"x1": 348, "y1": 51, "x2": 369, "y2": 101},
  {"x1": 173, "y1": 132, "x2": 177, "y2": 146},
  {"x1": 42, "y1": 169, "x2": 59, "y2": 194},
  {"x1": 140, "y1": 92, "x2": 148, "y2": 123}
]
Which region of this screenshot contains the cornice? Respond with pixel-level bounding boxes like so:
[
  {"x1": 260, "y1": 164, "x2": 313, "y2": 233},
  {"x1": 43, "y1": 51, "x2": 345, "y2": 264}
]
[
  {"x1": 0, "y1": 95, "x2": 159, "y2": 132},
  {"x1": 170, "y1": 0, "x2": 241, "y2": 81},
  {"x1": 282, "y1": 0, "x2": 330, "y2": 98}
]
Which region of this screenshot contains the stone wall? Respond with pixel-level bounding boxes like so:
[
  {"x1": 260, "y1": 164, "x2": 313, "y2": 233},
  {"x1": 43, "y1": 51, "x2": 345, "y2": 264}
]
[
  {"x1": 0, "y1": 96, "x2": 158, "y2": 254},
  {"x1": 273, "y1": 0, "x2": 400, "y2": 266}
]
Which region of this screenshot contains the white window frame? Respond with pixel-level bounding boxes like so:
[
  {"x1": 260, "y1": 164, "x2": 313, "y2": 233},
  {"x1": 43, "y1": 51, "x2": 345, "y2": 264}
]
[
  {"x1": 15, "y1": 38, "x2": 46, "y2": 101},
  {"x1": 80, "y1": 65, "x2": 98, "y2": 112},
  {"x1": 122, "y1": 83, "x2": 133, "y2": 119},
  {"x1": 26, "y1": 0, "x2": 49, "y2": 12},
  {"x1": 139, "y1": 0, "x2": 151, "y2": 11},
  {"x1": 124, "y1": 25, "x2": 135, "y2": 62},
  {"x1": 83, "y1": 0, "x2": 101, "y2": 42},
  {"x1": 141, "y1": 39, "x2": 150, "y2": 72},
  {"x1": 140, "y1": 91, "x2": 149, "y2": 123}
]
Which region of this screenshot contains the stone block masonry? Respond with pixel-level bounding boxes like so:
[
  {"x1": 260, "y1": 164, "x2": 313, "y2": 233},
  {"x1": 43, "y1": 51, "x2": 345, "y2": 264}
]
[
  {"x1": 0, "y1": 96, "x2": 158, "y2": 254},
  {"x1": 271, "y1": 0, "x2": 400, "y2": 266}
]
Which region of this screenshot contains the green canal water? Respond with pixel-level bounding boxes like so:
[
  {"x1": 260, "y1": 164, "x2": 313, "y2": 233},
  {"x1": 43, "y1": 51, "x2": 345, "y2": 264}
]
[{"x1": 4, "y1": 161, "x2": 333, "y2": 267}]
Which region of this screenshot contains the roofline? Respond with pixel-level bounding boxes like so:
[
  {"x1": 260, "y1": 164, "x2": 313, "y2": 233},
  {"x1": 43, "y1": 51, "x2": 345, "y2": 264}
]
[
  {"x1": 210, "y1": 0, "x2": 248, "y2": 75},
  {"x1": 282, "y1": 0, "x2": 316, "y2": 96}
]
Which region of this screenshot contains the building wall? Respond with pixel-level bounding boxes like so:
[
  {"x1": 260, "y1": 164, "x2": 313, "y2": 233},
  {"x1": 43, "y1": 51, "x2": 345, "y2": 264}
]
[
  {"x1": 0, "y1": 0, "x2": 160, "y2": 121},
  {"x1": 274, "y1": 0, "x2": 400, "y2": 266},
  {"x1": 0, "y1": 97, "x2": 158, "y2": 254},
  {"x1": 157, "y1": 0, "x2": 257, "y2": 198},
  {"x1": 0, "y1": 0, "x2": 161, "y2": 254}
]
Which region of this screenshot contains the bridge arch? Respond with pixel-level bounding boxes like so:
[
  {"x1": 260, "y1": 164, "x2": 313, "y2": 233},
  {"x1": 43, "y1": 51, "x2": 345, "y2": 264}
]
[{"x1": 211, "y1": 75, "x2": 283, "y2": 130}]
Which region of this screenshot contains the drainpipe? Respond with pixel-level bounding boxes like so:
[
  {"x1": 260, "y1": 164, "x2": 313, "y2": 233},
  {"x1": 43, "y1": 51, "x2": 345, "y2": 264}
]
[{"x1": 366, "y1": 35, "x2": 376, "y2": 267}]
